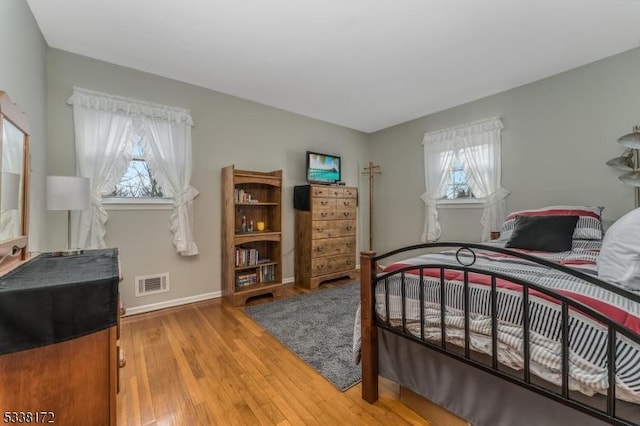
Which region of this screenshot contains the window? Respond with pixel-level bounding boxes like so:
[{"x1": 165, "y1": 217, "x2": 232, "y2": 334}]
[
  {"x1": 421, "y1": 117, "x2": 508, "y2": 242},
  {"x1": 105, "y1": 138, "x2": 168, "y2": 201},
  {"x1": 69, "y1": 87, "x2": 198, "y2": 255},
  {"x1": 442, "y1": 156, "x2": 475, "y2": 200}
]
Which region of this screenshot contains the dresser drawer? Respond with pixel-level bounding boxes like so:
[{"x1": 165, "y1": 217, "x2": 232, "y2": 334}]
[
  {"x1": 312, "y1": 219, "x2": 356, "y2": 239},
  {"x1": 311, "y1": 236, "x2": 356, "y2": 258},
  {"x1": 311, "y1": 254, "x2": 356, "y2": 277},
  {"x1": 335, "y1": 204, "x2": 356, "y2": 220},
  {"x1": 337, "y1": 197, "x2": 356, "y2": 209},
  {"x1": 312, "y1": 186, "x2": 357, "y2": 199},
  {"x1": 335, "y1": 187, "x2": 357, "y2": 199},
  {"x1": 311, "y1": 186, "x2": 332, "y2": 198},
  {"x1": 311, "y1": 197, "x2": 336, "y2": 220}
]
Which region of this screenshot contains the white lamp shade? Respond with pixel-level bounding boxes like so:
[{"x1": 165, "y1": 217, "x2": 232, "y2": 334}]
[
  {"x1": 1, "y1": 172, "x2": 21, "y2": 210},
  {"x1": 46, "y1": 176, "x2": 90, "y2": 211}
]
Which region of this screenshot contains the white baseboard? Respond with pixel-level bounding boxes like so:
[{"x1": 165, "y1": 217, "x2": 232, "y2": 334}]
[
  {"x1": 124, "y1": 291, "x2": 222, "y2": 316},
  {"x1": 124, "y1": 275, "x2": 297, "y2": 316}
]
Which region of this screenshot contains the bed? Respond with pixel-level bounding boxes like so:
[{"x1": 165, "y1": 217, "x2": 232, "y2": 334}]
[{"x1": 355, "y1": 206, "x2": 640, "y2": 426}]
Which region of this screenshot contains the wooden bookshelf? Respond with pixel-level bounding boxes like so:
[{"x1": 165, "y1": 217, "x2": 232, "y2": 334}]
[{"x1": 221, "y1": 165, "x2": 283, "y2": 306}]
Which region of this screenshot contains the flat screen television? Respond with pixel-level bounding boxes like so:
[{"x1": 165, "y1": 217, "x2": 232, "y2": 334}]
[{"x1": 306, "y1": 151, "x2": 341, "y2": 185}]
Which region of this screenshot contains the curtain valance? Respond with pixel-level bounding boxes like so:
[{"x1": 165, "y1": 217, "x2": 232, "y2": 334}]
[
  {"x1": 67, "y1": 87, "x2": 194, "y2": 126},
  {"x1": 422, "y1": 117, "x2": 503, "y2": 146}
]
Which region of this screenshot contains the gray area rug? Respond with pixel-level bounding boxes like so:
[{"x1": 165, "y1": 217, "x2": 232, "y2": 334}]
[{"x1": 244, "y1": 282, "x2": 361, "y2": 391}]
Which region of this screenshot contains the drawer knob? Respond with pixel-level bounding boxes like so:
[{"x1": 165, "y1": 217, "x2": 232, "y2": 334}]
[
  {"x1": 346, "y1": 225, "x2": 353, "y2": 231},
  {"x1": 321, "y1": 212, "x2": 328, "y2": 217},
  {"x1": 118, "y1": 347, "x2": 126, "y2": 368},
  {"x1": 316, "y1": 246, "x2": 325, "y2": 252},
  {"x1": 316, "y1": 227, "x2": 324, "y2": 232},
  {"x1": 321, "y1": 200, "x2": 328, "y2": 205}
]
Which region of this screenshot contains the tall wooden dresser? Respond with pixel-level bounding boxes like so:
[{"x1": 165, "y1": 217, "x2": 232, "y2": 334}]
[{"x1": 294, "y1": 184, "x2": 358, "y2": 288}]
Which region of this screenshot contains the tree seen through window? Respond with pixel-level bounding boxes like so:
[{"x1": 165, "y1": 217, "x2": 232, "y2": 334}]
[
  {"x1": 443, "y1": 157, "x2": 474, "y2": 199},
  {"x1": 108, "y1": 139, "x2": 165, "y2": 198}
]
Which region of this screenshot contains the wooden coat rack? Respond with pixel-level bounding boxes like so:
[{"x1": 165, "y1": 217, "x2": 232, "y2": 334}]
[{"x1": 362, "y1": 161, "x2": 381, "y2": 250}]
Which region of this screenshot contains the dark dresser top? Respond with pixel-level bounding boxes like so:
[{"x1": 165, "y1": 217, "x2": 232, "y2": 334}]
[{"x1": 0, "y1": 248, "x2": 120, "y2": 355}]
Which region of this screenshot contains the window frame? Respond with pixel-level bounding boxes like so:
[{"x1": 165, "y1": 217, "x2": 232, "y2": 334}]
[
  {"x1": 436, "y1": 197, "x2": 484, "y2": 208},
  {"x1": 437, "y1": 150, "x2": 484, "y2": 209},
  {"x1": 102, "y1": 197, "x2": 173, "y2": 210},
  {"x1": 102, "y1": 137, "x2": 173, "y2": 209}
]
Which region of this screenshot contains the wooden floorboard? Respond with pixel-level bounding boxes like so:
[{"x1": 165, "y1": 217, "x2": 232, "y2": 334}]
[{"x1": 117, "y1": 281, "x2": 430, "y2": 425}]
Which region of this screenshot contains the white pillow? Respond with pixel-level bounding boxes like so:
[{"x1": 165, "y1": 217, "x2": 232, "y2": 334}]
[{"x1": 597, "y1": 208, "x2": 640, "y2": 290}]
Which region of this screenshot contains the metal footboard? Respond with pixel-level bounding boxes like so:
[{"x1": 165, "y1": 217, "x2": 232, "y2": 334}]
[{"x1": 360, "y1": 243, "x2": 640, "y2": 426}]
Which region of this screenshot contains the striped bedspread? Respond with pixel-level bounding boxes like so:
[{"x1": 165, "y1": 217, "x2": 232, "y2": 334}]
[{"x1": 355, "y1": 240, "x2": 640, "y2": 403}]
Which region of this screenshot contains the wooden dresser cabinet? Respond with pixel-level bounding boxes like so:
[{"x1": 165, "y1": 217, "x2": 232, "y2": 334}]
[
  {"x1": 0, "y1": 249, "x2": 122, "y2": 426},
  {"x1": 294, "y1": 184, "x2": 358, "y2": 288}
]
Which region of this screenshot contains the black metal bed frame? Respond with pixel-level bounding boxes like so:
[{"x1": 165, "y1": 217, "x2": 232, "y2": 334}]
[{"x1": 368, "y1": 242, "x2": 640, "y2": 426}]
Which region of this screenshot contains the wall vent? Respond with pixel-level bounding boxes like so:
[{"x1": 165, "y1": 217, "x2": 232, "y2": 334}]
[{"x1": 135, "y1": 273, "x2": 170, "y2": 297}]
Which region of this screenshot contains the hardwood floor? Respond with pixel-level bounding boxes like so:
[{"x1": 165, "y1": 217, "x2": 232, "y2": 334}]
[{"x1": 117, "y1": 281, "x2": 429, "y2": 425}]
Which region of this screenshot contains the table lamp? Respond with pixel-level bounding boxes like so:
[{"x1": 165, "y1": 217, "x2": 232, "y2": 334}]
[{"x1": 46, "y1": 175, "x2": 90, "y2": 255}]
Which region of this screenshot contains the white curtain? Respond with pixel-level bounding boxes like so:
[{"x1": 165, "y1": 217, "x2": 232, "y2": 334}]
[
  {"x1": 420, "y1": 145, "x2": 456, "y2": 242},
  {"x1": 458, "y1": 121, "x2": 509, "y2": 241},
  {"x1": 141, "y1": 119, "x2": 199, "y2": 255},
  {"x1": 67, "y1": 87, "x2": 198, "y2": 255},
  {"x1": 421, "y1": 117, "x2": 508, "y2": 242},
  {"x1": 70, "y1": 104, "x2": 133, "y2": 249}
]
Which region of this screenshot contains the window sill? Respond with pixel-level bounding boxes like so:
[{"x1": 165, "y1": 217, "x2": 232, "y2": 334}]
[
  {"x1": 437, "y1": 198, "x2": 485, "y2": 209},
  {"x1": 103, "y1": 197, "x2": 173, "y2": 211}
]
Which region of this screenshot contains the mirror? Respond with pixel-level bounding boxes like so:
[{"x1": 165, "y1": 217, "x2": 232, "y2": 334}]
[
  {"x1": 1, "y1": 120, "x2": 24, "y2": 239},
  {"x1": 0, "y1": 91, "x2": 30, "y2": 268}
]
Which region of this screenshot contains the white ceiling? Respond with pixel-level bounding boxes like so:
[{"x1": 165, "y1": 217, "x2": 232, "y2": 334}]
[{"x1": 26, "y1": 0, "x2": 640, "y2": 133}]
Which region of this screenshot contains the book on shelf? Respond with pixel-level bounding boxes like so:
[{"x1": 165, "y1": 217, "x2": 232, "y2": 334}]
[
  {"x1": 234, "y1": 188, "x2": 259, "y2": 204},
  {"x1": 235, "y1": 248, "x2": 260, "y2": 267},
  {"x1": 235, "y1": 264, "x2": 276, "y2": 287},
  {"x1": 236, "y1": 272, "x2": 258, "y2": 287},
  {"x1": 258, "y1": 264, "x2": 275, "y2": 283}
]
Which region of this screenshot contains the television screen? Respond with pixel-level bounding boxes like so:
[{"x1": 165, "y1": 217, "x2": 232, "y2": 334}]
[{"x1": 306, "y1": 151, "x2": 341, "y2": 184}]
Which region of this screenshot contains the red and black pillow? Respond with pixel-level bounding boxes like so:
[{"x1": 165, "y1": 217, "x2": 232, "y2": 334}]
[{"x1": 499, "y1": 205, "x2": 604, "y2": 241}]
